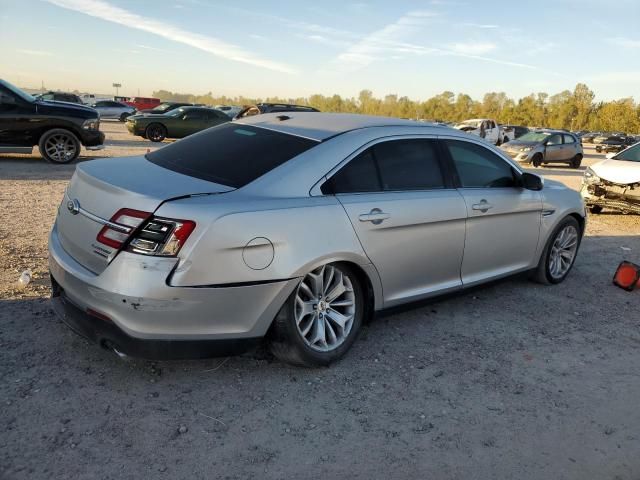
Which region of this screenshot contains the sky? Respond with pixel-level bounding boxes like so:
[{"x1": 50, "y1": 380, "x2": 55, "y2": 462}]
[{"x1": 1, "y1": 0, "x2": 640, "y2": 102}]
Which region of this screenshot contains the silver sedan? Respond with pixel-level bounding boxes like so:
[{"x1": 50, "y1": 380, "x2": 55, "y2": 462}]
[{"x1": 49, "y1": 113, "x2": 586, "y2": 366}]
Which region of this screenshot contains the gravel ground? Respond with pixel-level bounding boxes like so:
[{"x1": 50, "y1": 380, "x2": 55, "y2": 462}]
[{"x1": 1, "y1": 123, "x2": 639, "y2": 479}]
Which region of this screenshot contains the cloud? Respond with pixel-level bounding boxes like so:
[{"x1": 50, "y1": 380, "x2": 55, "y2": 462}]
[
  {"x1": 45, "y1": 0, "x2": 297, "y2": 74},
  {"x1": 607, "y1": 37, "x2": 640, "y2": 49},
  {"x1": 448, "y1": 42, "x2": 497, "y2": 55},
  {"x1": 16, "y1": 49, "x2": 53, "y2": 56},
  {"x1": 330, "y1": 11, "x2": 536, "y2": 72},
  {"x1": 334, "y1": 11, "x2": 440, "y2": 69},
  {"x1": 460, "y1": 22, "x2": 499, "y2": 29}
]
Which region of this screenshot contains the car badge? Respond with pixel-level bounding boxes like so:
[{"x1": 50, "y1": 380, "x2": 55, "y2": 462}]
[{"x1": 67, "y1": 199, "x2": 80, "y2": 215}]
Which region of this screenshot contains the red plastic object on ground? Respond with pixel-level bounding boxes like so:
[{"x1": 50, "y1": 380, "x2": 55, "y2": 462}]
[{"x1": 613, "y1": 261, "x2": 640, "y2": 291}]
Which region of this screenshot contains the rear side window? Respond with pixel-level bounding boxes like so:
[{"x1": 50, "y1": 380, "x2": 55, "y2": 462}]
[
  {"x1": 563, "y1": 134, "x2": 575, "y2": 144},
  {"x1": 146, "y1": 124, "x2": 317, "y2": 188},
  {"x1": 444, "y1": 140, "x2": 517, "y2": 188},
  {"x1": 323, "y1": 139, "x2": 445, "y2": 194},
  {"x1": 324, "y1": 150, "x2": 381, "y2": 194}
]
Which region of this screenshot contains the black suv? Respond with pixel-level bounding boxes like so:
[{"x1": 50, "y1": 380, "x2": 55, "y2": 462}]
[
  {"x1": 34, "y1": 91, "x2": 84, "y2": 104},
  {"x1": 235, "y1": 103, "x2": 319, "y2": 119},
  {"x1": 0, "y1": 79, "x2": 104, "y2": 163}
]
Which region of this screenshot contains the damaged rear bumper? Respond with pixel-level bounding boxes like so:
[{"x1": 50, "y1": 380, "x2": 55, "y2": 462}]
[{"x1": 48, "y1": 224, "x2": 299, "y2": 359}]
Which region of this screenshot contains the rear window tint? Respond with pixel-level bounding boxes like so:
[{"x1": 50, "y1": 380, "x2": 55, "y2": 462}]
[{"x1": 146, "y1": 124, "x2": 317, "y2": 188}]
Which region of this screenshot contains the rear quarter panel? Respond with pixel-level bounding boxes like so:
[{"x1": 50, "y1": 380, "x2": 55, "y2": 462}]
[{"x1": 155, "y1": 194, "x2": 378, "y2": 293}]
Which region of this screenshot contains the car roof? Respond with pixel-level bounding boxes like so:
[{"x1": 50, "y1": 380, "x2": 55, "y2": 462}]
[{"x1": 236, "y1": 112, "x2": 443, "y2": 141}]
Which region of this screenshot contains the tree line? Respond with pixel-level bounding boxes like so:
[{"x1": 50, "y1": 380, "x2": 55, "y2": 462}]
[{"x1": 152, "y1": 83, "x2": 640, "y2": 133}]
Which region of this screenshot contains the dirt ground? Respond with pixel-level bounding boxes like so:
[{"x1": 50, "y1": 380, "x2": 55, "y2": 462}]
[{"x1": 1, "y1": 122, "x2": 639, "y2": 479}]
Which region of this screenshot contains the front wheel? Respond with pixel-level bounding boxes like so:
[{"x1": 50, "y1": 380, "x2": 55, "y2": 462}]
[
  {"x1": 38, "y1": 128, "x2": 81, "y2": 164},
  {"x1": 119, "y1": 112, "x2": 130, "y2": 122},
  {"x1": 531, "y1": 153, "x2": 543, "y2": 168},
  {"x1": 531, "y1": 216, "x2": 581, "y2": 285},
  {"x1": 145, "y1": 123, "x2": 166, "y2": 142},
  {"x1": 268, "y1": 263, "x2": 364, "y2": 367}
]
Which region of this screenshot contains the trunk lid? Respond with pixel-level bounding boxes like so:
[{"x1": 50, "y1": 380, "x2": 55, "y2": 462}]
[{"x1": 56, "y1": 155, "x2": 233, "y2": 274}]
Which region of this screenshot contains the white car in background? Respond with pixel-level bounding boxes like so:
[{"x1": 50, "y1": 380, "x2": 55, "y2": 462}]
[
  {"x1": 91, "y1": 100, "x2": 137, "y2": 122},
  {"x1": 582, "y1": 141, "x2": 640, "y2": 214},
  {"x1": 454, "y1": 118, "x2": 504, "y2": 146}
]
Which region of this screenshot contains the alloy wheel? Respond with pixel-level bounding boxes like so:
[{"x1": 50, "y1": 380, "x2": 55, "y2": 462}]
[
  {"x1": 548, "y1": 225, "x2": 579, "y2": 280},
  {"x1": 44, "y1": 133, "x2": 77, "y2": 163},
  {"x1": 294, "y1": 265, "x2": 356, "y2": 352}
]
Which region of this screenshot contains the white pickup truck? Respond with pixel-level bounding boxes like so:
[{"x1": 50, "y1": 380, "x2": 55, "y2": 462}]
[{"x1": 454, "y1": 118, "x2": 504, "y2": 146}]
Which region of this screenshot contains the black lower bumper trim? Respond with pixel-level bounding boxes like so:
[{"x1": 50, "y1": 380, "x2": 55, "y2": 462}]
[{"x1": 51, "y1": 290, "x2": 261, "y2": 361}]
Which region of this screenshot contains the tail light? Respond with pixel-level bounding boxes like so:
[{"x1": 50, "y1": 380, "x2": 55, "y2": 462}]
[
  {"x1": 127, "y1": 217, "x2": 196, "y2": 256},
  {"x1": 96, "y1": 208, "x2": 195, "y2": 257},
  {"x1": 96, "y1": 209, "x2": 151, "y2": 249}
]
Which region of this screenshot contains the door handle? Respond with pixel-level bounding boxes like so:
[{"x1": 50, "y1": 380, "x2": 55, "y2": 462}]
[
  {"x1": 359, "y1": 208, "x2": 390, "y2": 225},
  {"x1": 471, "y1": 200, "x2": 493, "y2": 213}
]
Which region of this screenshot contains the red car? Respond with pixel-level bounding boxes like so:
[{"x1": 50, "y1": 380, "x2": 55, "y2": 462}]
[{"x1": 124, "y1": 97, "x2": 161, "y2": 111}]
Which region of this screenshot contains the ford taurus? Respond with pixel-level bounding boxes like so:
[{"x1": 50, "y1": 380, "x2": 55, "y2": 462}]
[{"x1": 49, "y1": 113, "x2": 586, "y2": 366}]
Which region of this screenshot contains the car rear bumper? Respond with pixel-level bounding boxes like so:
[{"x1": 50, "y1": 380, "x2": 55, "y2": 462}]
[
  {"x1": 48, "y1": 223, "x2": 299, "y2": 358},
  {"x1": 51, "y1": 285, "x2": 261, "y2": 359}
]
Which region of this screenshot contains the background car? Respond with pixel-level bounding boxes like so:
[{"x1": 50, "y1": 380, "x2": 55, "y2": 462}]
[
  {"x1": 0, "y1": 79, "x2": 104, "y2": 163},
  {"x1": 582, "y1": 141, "x2": 640, "y2": 214},
  {"x1": 124, "y1": 97, "x2": 161, "y2": 111},
  {"x1": 580, "y1": 132, "x2": 600, "y2": 144},
  {"x1": 91, "y1": 100, "x2": 136, "y2": 122},
  {"x1": 34, "y1": 91, "x2": 84, "y2": 104},
  {"x1": 139, "y1": 101, "x2": 193, "y2": 115},
  {"x1": 501, "y1": 124, "x2": 529, "y2": 142},
  {"x1": 125, "y1": 106, "x2": 230, "y2": 141},
  {"x1": 595, "y1": 135, "x2": 637, "y2": 153},
  {"x1": 214, "y1": 105, "x2": 243, "y2": 118},
  {"x1": 500, "y1": 130, "x2": 583, "y2": 168},
  {"x1": 50, "y1": 113, "x2": 585, "y2": 367},
  {"x1": 234, "y1": 103, "x2": 319, "y2": 119}
]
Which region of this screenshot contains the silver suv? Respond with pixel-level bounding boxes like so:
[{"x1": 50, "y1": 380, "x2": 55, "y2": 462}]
[{"x1": 500, "y1": 130, "x2": 583, "y2": 169}]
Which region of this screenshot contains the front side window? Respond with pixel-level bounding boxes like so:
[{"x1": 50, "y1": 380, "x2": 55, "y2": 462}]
[
  {"x1": 547, "y1": 134, "x2": 562, "y2": 146},
  {"x1": 444, "y1": 140, "x2": 517, "y2": 188}
]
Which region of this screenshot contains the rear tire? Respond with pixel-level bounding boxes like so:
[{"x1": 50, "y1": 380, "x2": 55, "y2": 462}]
[
  {"x1": 268, "y1": 263, "x2": 364, "y2": 367},
  {"x1": 145, "y1": 123, "x2": 166, "y2": 142},
  {"x1": 531, "y1": 216, "x2": 581, "y2": 285},
  {"x1": 570, "y1": 154, "x2": 582, "y2": 169},
  {"x1": 38, "y1": 128, "x2": 81, "y2": 164}
]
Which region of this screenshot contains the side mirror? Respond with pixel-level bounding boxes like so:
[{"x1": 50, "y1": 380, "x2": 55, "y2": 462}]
[
  {"x1": 605, "y1": 152, "x2": 616, "y2": 159},
  {"x1": 521, "y1": 172, "x2": 543, "y2": 191}
]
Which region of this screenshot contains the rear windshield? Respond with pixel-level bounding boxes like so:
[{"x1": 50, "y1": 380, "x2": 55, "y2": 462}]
[{"x1": 145, "y1": 124, "x2": 318, "y2": 187}]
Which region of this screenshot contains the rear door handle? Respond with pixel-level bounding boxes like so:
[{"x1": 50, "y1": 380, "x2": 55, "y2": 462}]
[
  {"x1": 471, "y1": 200, "x2": 493, "y2": 213},
  {"x1": 359, "y1": 208, "x2": 390, "y2": 225}
]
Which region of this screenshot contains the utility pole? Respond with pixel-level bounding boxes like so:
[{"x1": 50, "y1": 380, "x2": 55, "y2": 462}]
[{"x1": 112, "y1": 82, "x2": 122, "y2": 96}]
